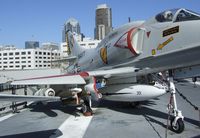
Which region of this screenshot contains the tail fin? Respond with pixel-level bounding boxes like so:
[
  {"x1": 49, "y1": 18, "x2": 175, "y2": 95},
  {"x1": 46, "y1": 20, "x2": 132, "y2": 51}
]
[{"x1": 66, "y1": 31, "x2": 86, "y2": 56}]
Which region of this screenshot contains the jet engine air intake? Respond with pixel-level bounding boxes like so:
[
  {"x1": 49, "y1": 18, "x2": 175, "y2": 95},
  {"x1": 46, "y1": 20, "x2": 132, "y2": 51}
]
[{"x1": 114, "y1": 27, "x2": 144, "y2": 55}]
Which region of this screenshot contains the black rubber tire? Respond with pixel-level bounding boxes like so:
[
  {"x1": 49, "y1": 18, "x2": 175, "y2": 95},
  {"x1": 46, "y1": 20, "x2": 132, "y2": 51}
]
[
  {"x1": 81, "y1": 104, "x2": 87, "y2": 113},
  {"x1": 170, "y1": 118, "x2": 185, "y2": 133}
]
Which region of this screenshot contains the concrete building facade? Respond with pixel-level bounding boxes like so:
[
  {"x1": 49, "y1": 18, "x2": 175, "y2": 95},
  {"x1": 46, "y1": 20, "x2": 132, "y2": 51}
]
[
  {"x1": 41, "y1": 42, "x2": 59, "y2": 51},
  {"x1": 60, "y1": 38, "x2": 100, "y2": 57},
  {"x1": 0, "y1": 48, "x2": 60, "y2": 70}
]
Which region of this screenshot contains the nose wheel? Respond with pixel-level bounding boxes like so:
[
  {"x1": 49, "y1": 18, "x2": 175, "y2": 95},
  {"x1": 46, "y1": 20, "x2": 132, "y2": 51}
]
[{"x1": 170, "y1": 117, "x2": 184, "y2": 133}]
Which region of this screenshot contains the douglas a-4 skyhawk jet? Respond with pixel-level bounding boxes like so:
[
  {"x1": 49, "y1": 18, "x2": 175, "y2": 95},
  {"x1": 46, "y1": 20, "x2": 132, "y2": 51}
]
[{"x1": 1, "y1": 8, "x2": 200, "y2": 133}]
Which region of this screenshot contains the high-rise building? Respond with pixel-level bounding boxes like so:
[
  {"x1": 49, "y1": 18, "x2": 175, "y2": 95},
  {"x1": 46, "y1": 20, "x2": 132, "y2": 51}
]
[
  {"x1": 25, "y1": 41, "x2": 39, "y2": 49},
  {"x1": 62, "y1": 18, "x2": 82, "y2": 42},
  {"x1": 95, "y1": 4, "x2": 112, "y2": 40}
]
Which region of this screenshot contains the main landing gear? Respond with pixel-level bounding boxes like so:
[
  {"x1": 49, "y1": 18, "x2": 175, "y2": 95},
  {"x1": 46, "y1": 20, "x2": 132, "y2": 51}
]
[
  {"x1": 167, "y1": 72, "x2": 184, "y2": 133},
  {"x1": 81, "y1": 96, "x2": 93, "y2": 116}
]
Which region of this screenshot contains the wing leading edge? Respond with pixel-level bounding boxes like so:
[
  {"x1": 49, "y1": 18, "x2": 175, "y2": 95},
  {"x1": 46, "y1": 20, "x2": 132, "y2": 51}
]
[
  {"x1": 11, "y1": 67, "x2": 140, "y2": 85},
  {"x1": 11, "y1": 74, "x2": 86, "y2": 85},
  {"x1": 0, "y1": 94, "x2": 60, "y2": 102}
]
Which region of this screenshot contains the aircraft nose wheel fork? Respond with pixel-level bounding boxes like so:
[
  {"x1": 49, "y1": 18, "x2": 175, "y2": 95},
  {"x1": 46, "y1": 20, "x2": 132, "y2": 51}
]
[{"x1": 168, "y1": 76, "x2": 185, "y2": 133}]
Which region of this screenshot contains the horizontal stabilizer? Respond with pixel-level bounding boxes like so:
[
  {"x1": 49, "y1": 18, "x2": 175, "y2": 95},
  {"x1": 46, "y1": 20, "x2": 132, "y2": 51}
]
[
  {"x1": 0, "y1": 94, "x2": 60, "y2": 102},
  {"x1": 52, "y1": 56, "x2": 77, "y2": 63}
]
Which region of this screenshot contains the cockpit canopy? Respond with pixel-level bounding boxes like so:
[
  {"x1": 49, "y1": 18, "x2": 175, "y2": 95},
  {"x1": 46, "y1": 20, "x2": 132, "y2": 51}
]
[{"x1": 155, "y1": 8, "x2": 200, "y2": 23}]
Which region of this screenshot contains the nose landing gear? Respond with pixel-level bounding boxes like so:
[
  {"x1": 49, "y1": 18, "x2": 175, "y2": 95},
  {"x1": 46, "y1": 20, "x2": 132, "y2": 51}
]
[{"x1": 167, "y1": 75, "x2": 184, "y2": 133}]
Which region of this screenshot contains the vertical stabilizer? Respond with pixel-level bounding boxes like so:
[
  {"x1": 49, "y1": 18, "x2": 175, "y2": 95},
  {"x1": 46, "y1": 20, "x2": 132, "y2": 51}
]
[{"x1": 66, "y1": 31, "x2": 86, "y2": 56}]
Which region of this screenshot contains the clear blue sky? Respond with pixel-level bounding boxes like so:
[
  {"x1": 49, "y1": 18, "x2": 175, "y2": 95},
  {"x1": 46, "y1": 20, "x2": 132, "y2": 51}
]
[{"x1": 0, "y1": 0, "x2": 199, "y2": 48}]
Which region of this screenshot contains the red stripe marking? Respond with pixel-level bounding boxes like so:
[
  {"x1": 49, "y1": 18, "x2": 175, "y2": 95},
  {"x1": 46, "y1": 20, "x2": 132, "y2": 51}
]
[
  {"x1": 114, "y1": 27, "x2": 138, "y2": 55},
  {"x1": 114, "y1": 32, "x2": 129, "y2": 49},
  {"x1": 146, "y1": 31, "x2": 151, "y2": 38},
  {"x1": 127, "y1": 28, "x2": 138, "y2": 55},
  {"x1": 93, "y1": 77, "x2": 99, "y2": 97}
]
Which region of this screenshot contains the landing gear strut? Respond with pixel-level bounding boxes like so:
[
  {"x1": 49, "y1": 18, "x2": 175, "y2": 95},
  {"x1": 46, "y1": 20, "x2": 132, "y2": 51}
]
[
  {"x1": 81, "y1": 96, "x2": 93, "y2": 116},
  {"x1": 168, "y1": 71, "x2": 184, "y2": 133}
]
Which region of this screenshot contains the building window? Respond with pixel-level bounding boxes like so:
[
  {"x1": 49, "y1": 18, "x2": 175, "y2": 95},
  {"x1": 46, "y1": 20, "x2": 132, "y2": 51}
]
[
  {"x1": 21, "y1": 52, "x2": 26, "y2": 55},
  {"x1": 21, "y1": 61, "x2": 26, "y2": 63},
  {"x1": 21, "y1": 57, "x2": 26, "y2": 59},
  {"x1": 16, "y1": 65, "x2": 20, "y2": 68},
  {"x1": 9, "y1": 61, "x2": 13, "y2": 64},
  {"x1": 44, "y1": 52, "x2": 46, "y2": 55},
  {"x1": 3, "y1": 62, "x2": 7, "y2": 64},
  {"x1": 36, "y1": 65, "x2": 38, "y2": 67},
  {"x1": 28, "y1": 57, "x2": 31, "y2": 59},
  {"x1": 28, "y1": 61, "x2": 31, "y2": 63},
  {"x1": 9, "y1": 66, "x2": 13, "y2": 68},
  {"x1": 15, "y1": 52, "x2": 19, "y2": 55},
  {"x1": 89, "y1": 43, "x2": 95, "y2": 45},
  {"x1": 28, "y1": 51, "x2": 31, "y2": 54},
  {"x1": 35, "y1": 52, "x2": 38, "y2": 54},
  {"x1": 39, "y1": 52, "x2": 42, "y2": 55},
  {"x1": 9, "y1": 57, "x2": 13, "y2": 60},
  {"x1": 22, "y1": 65, "x2": 26, "y2": 69},
  {"x1": 39, "y1": 65, "x2": 42, "y2": 67},
  {"x1": 28, "y1": 65, "x2": 31, "y2": 67},
  {"x1": 9, "y1": 53, "x2": 13, "y2": 56},
  {"x1": 15, "y1": 61, "x2": 20, "y2": 63},
  {"x1": 3, "y1": 58, "x2": 7, "y2": 60},
  {"x1": 3, "y1": 53, "x2": 7, "y2": 56},
  {"x1": 48, "y1": 52, "x2": 50, "y2": 55},
  {"x1": 0, "y1": 53, "x2": 1, "y2": 56},
  {"x1": 3, "y1": 66, "x2": 7, "y2": 68},
  {"x1": 15, "y1": 57, "x2": 20, "y2": 59}
]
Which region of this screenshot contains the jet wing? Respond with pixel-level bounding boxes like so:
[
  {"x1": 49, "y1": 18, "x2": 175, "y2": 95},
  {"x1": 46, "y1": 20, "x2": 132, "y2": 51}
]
[
  {"x1": 11, "y1": 67, "x2": 138, "y2": 85},
  {"x1": 11, "y1": 74, "x2": 86, "y2": 85},
  {"x1": 0, "y1": 94, "x2": 60, "y2": 102}
]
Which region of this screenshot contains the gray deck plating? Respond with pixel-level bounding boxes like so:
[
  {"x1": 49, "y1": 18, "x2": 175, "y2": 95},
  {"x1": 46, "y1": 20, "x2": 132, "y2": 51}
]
[{"x1": 0, "y1": 80, "x2": 199, "y2": 138}]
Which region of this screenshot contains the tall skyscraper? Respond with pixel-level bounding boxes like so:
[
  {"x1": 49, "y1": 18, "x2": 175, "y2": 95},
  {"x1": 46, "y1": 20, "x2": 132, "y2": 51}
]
[
  {"x1": 95, "y1": 4, "x2": 112, "y2": 40},
  {"x1": 62, "y1": 18, "x2": 81, "y2": 42}
]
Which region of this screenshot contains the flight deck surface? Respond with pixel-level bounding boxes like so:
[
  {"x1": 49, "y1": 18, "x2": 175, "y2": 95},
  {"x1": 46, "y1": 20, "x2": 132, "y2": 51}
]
[{"x1": 0, "y1": 80, "x2": 199, "y2": 138}]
